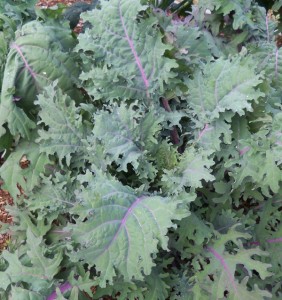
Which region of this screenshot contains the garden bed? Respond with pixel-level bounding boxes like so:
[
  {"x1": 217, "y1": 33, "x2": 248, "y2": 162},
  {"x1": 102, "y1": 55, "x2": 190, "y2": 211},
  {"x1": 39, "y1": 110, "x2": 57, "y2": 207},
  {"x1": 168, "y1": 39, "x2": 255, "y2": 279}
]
[{"x1": 0, "y1": 1, "x2": 281, "y2": 299}]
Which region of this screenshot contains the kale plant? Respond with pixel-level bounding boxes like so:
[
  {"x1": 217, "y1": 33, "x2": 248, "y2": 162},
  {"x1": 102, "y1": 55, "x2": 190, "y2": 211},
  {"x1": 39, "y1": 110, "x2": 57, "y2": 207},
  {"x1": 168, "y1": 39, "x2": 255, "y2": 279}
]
[{"x1": 0, "y1": 0, "x2": 281, "y2": 299}]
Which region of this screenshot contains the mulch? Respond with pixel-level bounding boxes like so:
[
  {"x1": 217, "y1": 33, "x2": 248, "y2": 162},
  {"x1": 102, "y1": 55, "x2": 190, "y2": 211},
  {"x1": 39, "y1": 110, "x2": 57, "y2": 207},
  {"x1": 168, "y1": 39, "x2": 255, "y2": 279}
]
[
  {"x1": 36, "y1": 0, "x2": 92, "y2": 7},
  {"x1": 0, "y1": 188, "x2": 13, "y2": 251},
  {"x1": 37, "y1": 0, "x2": 93, "y2": 33}
]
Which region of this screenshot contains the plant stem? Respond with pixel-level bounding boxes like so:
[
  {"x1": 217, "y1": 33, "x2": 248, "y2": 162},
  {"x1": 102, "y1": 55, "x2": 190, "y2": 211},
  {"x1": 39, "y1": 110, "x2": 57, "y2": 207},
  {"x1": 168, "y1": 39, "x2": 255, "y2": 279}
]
[
  {"x1": 47, "y1": 282, "x2": 72, "y2": 300},
  {"x1": 161, "y1": 98, "x2": 180, "y2": 145},
  {"x1": 206, "y1": 246, "x2": 239, "y2": 296},
  {"x1": 249, "y1": 237, "x2": 282, "y2": 246}
]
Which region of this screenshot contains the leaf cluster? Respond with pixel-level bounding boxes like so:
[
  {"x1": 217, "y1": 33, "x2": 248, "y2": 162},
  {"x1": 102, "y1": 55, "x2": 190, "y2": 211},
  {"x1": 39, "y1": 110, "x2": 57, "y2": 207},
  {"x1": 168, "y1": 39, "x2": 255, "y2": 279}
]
[{"x1": 0, "y1": 0, "x2": 281, "y2": 299}]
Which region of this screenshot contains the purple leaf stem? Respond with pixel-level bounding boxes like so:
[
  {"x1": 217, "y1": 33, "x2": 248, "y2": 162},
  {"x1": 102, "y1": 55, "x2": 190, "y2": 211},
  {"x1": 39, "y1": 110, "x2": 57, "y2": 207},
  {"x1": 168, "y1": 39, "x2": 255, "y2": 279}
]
[
  {"x1": 118, "y1": 0, "x2": 149, "y2": 97},
  {"x1": 267, "y1": 237, "x2": 282, "y2": 243},
  {"x1": 161, "y1": 98, "x2": 180, "y2": 145},
  {"x1": 162, "y1": 98, "x2": 172, "y2": 112},
  {"x1": 198, "y1": 123, "x2": 211, "y2": 140},
  {"x1": 249, "y1": 237, "x2": 282, "y2": 246},
  {"x1": 11, "y1": 42, "x2": 37, "y2": 80},
  {"x1": 96, "y1": 196, "x2": 145, "y2": 259},
  {"x1": 206, "y1": 246, "x2": 239, "y2": 296},
  {"x1": 171, "y1": 127, "x2": 180, "y2": 145},
  {"x1": 47, "y1": 282, "x2": 72, "y2": 300},
  {"x1": 239, "y1": 146, "x2": 250, "y2": 156}
]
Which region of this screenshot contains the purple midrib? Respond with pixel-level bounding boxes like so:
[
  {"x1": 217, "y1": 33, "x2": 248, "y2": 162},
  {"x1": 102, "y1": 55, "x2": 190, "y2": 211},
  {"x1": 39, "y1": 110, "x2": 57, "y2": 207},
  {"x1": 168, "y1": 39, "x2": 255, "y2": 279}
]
[
  {"x1": 118, "y1": 0, "x2": 149, "y2": 95},
  {"x1": 207, "y1": 246, "x2": 239, "y2": 296},
  {"x1": 47, "y1": 282, "x2": 72, "y2": 300},
  {"x1": 11, "y1": 42, "x2": 37, "y2": 80},
  {"x1": 98, "y1": 196, "x2": 146, "y2": 257},
  {"x1": 239, "y1": 146, "x2": 250, "y2": 156},
  {"x1": 250, "y1": 237, "x2": 282, "y2": 245},
  {"x1": 198, "y1": 123, "x2": 213, "y2": 140}
]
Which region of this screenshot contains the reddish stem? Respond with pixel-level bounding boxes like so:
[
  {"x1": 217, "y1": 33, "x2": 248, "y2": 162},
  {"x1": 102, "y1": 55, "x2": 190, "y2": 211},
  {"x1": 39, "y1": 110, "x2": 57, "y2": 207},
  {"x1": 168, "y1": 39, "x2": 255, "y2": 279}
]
[
  {"x1": 239, "y1": 146, "x2": 250, "y2": 156},
  {"x1": 162, "y1": 98, "x2": 172, "y2": 112},
  {"x1": 206, "y1": 247, "x2": 239, "y2": 296},
  {"x1": 249, "y1": 237, "x2": 282, "y2": 246},
  {"x1": 47, "y1": 282, "x2": 72, "y2": 300},
  {"x1": 198, "y1": 123, "x2": 212, "y2": 141},
  {"x1": 161, "y1": 98, "x2": 180, "y2": 145}
]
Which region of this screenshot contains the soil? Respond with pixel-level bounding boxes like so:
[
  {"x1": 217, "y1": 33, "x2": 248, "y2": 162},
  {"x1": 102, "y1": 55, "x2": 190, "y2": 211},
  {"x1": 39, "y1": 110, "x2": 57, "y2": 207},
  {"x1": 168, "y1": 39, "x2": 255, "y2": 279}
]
[
  {"x1": 0, "y1": 188, "x2": 13, "y2": 251},
  {"x1": 37, "y1": 0, "x2": 93, "y2": 33}
]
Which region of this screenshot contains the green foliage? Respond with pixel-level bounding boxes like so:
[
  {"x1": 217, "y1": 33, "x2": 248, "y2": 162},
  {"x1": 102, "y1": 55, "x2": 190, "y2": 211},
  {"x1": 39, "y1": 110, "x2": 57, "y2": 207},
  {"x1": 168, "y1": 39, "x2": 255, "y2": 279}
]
[
  {"x1": 187, "y1": 57, "x2": 264, "y2": 122},
  {"x1": 0, "y1": 0, "x2": 281, "y2": 299},
  {"x1": 68, "y1": 170, "x2": 188, "y2": 286},
  {"x1": 35, "y1": 81, "x2": 90, "y2": 166},
  {"x1": 76, "y1": 0, "x2": 178, "y2": 101},
  {"x1": 0, "y1": 229, "x2": 62, "y2": 293},
  {"x1": 0, "y1": 139, "x2": 50, "y2": 199},
  {"x1": 194, "y1": 226, "x2": 273, "y2": 299},
  {"x1": 161, "y1": 148, "x2": 215, "y2": 193},
  {"x1": 0, "y1": 0, "x2": 37, "y2": 25},
  {"x1": 0, "y1": 20, "x2": 80, "y2": 139}
]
